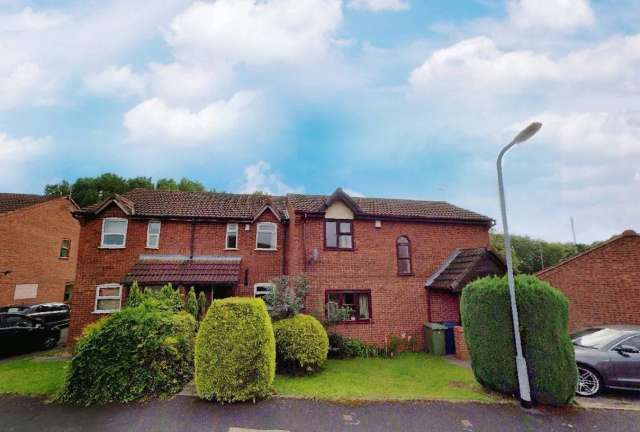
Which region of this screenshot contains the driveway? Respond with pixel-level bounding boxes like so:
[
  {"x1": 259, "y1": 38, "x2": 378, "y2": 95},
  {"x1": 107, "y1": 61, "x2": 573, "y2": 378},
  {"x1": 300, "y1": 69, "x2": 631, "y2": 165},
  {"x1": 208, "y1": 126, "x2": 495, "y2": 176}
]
[{"x1": 1, "y1": 395, "x2": 639, "y2": 432}]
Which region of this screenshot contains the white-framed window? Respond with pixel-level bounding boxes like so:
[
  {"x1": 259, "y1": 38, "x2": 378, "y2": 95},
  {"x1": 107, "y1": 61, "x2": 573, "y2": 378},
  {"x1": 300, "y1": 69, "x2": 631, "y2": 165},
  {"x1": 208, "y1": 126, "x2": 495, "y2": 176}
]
[
  {"x1": 254, "y1": 283, "x2": 274, "y2": 299},
  {"x1": 256, "y1": 222, "x2": 277, "y2": 250},
  {"x1": 101, "y1": 218, "x2": 128, "y2": 248},
  {"x1": 94, "y1": 283, "x2": 122, "y2": 313},
  {"x1": 226, "y1": 223, "x2": 238, "y2": 249},
  {"x1": 146, "y1": 221, "x2": 161, "y2": 249}
]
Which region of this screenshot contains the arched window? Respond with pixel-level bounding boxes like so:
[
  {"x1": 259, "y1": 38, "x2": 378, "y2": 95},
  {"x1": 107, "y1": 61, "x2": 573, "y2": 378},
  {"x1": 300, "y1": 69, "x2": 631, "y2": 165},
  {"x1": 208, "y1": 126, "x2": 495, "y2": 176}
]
[{"x1": 397, "y1": 236, "x2": 412, "y2": 275}]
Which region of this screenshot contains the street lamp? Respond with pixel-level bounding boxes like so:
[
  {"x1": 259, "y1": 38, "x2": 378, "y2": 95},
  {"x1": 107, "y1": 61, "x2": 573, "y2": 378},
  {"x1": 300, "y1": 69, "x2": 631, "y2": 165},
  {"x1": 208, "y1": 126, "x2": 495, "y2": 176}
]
[{"x1": 496, "y1": 121, "x2": 542, "y2": 407}]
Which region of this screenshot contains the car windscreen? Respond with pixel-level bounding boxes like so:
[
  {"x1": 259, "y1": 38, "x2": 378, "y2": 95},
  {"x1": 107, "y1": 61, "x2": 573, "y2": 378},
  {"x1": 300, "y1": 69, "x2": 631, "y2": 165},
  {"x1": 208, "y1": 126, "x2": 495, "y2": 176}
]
[{"x1": 572, "y1": 328, "x2": 627, "y2": 349}]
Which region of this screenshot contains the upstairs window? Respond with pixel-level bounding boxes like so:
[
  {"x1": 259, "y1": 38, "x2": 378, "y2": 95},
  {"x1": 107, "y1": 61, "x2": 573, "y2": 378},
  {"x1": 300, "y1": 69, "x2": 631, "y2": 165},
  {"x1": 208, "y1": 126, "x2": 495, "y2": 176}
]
[
  {"x1": 256, "y1": 222, "x2": 277, "y2": 250},
  {"x1": 325, "y1": 220, "x2": 353, "y2": 250},
  {"x1": 226, "y1": 223, "x2": 238, "y2": 249},
  {"x1": 146, "y1": 221, "x2": 161, "y2": 249},
  {"x1": 101, "y1": 218, "x2": 128, "y2": 248},
  {"x1": 59, "y1": 239, "x2": 70, "y2": 258},
  {"x1": 397, "y1": 236, "x2": 412, "y2": 275}
]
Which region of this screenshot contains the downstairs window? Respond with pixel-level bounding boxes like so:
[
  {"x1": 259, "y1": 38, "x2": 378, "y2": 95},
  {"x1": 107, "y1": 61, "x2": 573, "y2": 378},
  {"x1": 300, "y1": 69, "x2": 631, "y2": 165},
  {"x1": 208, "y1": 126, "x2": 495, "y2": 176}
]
[{"x1": 325, "y1": 290, "x2": 371, "y2": 322}]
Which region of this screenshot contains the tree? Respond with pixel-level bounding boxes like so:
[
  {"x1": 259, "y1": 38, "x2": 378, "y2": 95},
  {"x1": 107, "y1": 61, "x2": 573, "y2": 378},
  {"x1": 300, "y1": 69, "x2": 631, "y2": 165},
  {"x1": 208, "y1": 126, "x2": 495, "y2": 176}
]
[
  {"x1": 125, "y1": 281, "x2": 143, "y2": 308},
  {"x1": 44, "y1": 180, "x2": 71, "y2": 197},
  {"x1": 264, "y1": 275, "x2": 310, "y2": 321},
  {"x1": 185, "y1": 287, "x2": 198, "y2": 320},
  {"x1": 197, "y1": 291, "x2": 208, "y2": 321},
  {"x1": 44, "y1": 173, "x2": 211, "y2": 207}
]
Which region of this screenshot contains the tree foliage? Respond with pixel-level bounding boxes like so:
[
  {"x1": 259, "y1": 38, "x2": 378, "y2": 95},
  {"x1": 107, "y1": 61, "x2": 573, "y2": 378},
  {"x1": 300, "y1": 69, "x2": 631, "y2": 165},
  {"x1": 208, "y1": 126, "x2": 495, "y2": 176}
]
[
  {"x1": 490, "y1": 232, "x2": 594, "y2": 274},
  {"x1": 263, "y1": 275, "x2": 310, "y2": 321},
  {"x1": 44, "y1": 173, "x2": 210, "y2": 207},
  {"x1": 185, "y1": 287, "x2": 198, "y2": 320}
]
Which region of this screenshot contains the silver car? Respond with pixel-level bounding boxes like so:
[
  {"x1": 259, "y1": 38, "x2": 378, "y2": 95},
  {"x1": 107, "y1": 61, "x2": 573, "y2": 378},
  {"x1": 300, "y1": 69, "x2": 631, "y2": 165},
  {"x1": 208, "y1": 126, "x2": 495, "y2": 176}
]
[{"x1": 573, "y1": 325, "x2": 640, "y2": 397}]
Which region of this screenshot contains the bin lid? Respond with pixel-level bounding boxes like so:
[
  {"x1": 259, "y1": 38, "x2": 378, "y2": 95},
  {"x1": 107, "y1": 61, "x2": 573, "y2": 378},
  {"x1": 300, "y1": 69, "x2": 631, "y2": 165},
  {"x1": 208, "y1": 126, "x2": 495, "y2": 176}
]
[{"x1": 424, "y1": 322, "x2": 447, "y2": 330}]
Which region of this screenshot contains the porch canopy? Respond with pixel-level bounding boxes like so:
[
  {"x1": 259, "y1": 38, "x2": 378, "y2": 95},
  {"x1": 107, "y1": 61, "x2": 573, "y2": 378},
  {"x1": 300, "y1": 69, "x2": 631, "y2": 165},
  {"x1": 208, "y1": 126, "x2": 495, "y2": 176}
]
[
  {"x1": 425, "y1": 248, "x2": 506, "y2": 293},
  {"x1": 123, "y1": 255, "x2": 241, "y2": 285}
]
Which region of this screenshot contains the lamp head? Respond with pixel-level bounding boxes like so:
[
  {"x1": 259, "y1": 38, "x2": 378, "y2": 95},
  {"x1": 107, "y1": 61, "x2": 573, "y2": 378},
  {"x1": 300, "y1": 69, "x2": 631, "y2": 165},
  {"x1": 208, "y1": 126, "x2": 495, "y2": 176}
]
[{"x1": 513, "y1": 122, "x2": 542, "y2": 144}]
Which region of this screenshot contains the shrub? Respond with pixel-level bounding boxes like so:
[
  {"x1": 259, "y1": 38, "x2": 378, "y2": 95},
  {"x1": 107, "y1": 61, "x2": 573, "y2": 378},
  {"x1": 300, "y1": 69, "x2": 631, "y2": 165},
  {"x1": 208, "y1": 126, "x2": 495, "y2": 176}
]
[
  {"x1": 460, "y1": 275, "x2": 577, "y2": 406},
  {"x1": 273, "y1": 314, "x2": 328, "y2": 374},
  {"x1": 328, "y1": 334, "x2": 379, "y2": 359},
  {"x1": 126, "y1": 281, "x2": 143, "y2": 308},
  {"x1": 185, "y1": 287, "x2": 198, "y2": 320},
  {"x1": 264, "y1": 275, "x2": 309, "y2": 321},
  {"x1": 197, "y1": 291, "x2": 207, "y2": 321},
  {"x1": 57, "y1": 304, "x2": 197, "y2": 406},
  {"x1": 195, "y1": 297, "x2": 275, "y2": 402}
]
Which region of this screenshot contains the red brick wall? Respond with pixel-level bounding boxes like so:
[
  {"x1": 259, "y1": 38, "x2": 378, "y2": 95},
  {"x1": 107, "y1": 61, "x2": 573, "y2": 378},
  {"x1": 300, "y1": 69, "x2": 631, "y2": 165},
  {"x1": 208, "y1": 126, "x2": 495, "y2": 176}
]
[
  {"x1": 538, "y1": 233, "x2": 640, "y2": 332},
  {"x1": 454, "y1": 326, "x2": 469, "y2": 361},
  {"x1": 0, "y1": 198, "x2": 79, "y2": 306},
  {"x1": 69, "y1": 204, "x2": 285, "y2": 342},
  {"x1": 292, "y1": 215, "x2": 490, "y2": 347}
]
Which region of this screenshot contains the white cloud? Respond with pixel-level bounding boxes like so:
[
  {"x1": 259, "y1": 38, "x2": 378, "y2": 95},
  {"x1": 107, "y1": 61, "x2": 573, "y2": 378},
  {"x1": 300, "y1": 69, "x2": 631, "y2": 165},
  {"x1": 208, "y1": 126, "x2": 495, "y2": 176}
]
[
  {"x1": 83, "y1": 65, "x2": 146, "y2": 99},
  {"x1": 347, "y1": 0, "x2": 410, "y2": 12},
  {"x1": 0, "y1": 62, "x2": 59, "y2": 109},
  {"x1": 529, "y1": 111, "x2": 640, "y2": 158},
  {"x1": 147, "y1": 62, "x2": 232, "y2": 105},
  {"x1": 124, "y1": 91, "x2": 261, "y2": 144},
  {"x1": 0, "y1": 132, "x2": 52, "y2": 189},
  {"x1": 507, "y1": 0, "x2": 595, "y2": 32},
  {"x1": 0, "y1": 6, "x2": 68, "y2": 32},
  {"x1": 409, "y1": 36, "x2": 559, "y2": 95},
  {"x1": 409, "y1": 34, "x2": 640, "y2": 98},
  {"x1": 239, "y1": 161, "x2": 303, "y2": 195},
  {"x1": 166, "y1": 0, "x2": 342, "y2": 66},
  {"x1": 343, "y1": 188, "x2": 365, "y2": 197}
]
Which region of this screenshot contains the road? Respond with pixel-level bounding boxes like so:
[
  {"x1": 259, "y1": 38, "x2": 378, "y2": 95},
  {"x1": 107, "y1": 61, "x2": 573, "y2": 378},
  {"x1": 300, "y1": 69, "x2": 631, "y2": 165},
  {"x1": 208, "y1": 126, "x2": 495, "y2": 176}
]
[{"x1": 1, "y1": 395, "x2": 639, "y2": 432}]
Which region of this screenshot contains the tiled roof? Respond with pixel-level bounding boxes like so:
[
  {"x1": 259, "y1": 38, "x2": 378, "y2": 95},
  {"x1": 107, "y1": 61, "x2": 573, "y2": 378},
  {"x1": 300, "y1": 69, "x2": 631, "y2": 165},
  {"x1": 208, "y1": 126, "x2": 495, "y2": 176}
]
[
  {"x1": 288, "y1": 193, "x2": 492, "y2": 223},
  {"x1": 0, "y1": 193, "x2": 56, "y2": 215},
  {"x1": 426, "y1": 248, "x2": 506, "y2": 292},
  {"x1": 80, "y1": 189, "x2": 289, "y2": 220},
  {"x1": 123, "y1": 256, "x2": 241, "y2": 284},
  {"x1": 78, "y1": 188, "x2": 492, "y2": 224}
]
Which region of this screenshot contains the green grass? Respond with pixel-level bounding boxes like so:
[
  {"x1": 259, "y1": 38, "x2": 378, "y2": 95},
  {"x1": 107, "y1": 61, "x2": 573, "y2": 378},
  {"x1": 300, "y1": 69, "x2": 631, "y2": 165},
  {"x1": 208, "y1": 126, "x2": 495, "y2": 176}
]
[
  {"x1": 274, "y1": 353, "x2": 495, "y2": 402},
  {"x1": 0, "y1": 357, "x2": 69, "y2": 398}
]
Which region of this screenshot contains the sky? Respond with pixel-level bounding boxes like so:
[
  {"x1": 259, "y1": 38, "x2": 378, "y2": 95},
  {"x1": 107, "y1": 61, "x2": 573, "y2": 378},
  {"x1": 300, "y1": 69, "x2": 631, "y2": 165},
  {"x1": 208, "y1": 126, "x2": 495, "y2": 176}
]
[{"x1": 0, "y1": 0, "x2": 639, "y2": 243}]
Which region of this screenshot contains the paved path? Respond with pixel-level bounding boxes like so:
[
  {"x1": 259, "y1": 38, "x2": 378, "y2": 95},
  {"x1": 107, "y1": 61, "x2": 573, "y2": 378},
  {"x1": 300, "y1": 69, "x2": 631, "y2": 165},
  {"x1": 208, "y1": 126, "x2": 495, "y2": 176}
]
[{"x1": 2, "y1": 396, "x2": 640, "y2": 432}]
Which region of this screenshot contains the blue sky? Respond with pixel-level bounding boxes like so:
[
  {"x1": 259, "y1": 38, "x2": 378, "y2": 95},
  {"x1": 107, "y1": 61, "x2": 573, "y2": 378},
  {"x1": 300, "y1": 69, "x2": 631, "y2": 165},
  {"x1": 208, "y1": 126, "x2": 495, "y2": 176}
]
[{"x1": 1, "y1": 0, "x2": 639, "y2": 242}]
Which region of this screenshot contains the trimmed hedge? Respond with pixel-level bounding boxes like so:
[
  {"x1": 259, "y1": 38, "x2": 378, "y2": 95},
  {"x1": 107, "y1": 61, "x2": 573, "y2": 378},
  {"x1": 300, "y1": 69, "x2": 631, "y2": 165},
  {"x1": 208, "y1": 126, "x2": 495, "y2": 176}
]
[
  {"x1": 273, "y1": 314, "x2": 328, "y2": 374},
  {"x1": 57, "y1": 303, "x2": 197, "y2": 406},
  {"x1": 460, "y1": 275, "x2": 577, "y2": 405},
  {"x1": 195, "y1": 297, "x2": 275, "y2": 402}
]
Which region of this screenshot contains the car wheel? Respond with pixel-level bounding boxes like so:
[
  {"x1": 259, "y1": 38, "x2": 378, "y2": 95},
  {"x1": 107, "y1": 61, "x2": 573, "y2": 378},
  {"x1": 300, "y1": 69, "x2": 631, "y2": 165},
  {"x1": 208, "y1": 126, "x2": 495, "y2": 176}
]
[
  {"x1": 42, "y1": 331, "x2": 60, "y2": 350},
  {"x1": 577, "y1": 365, "x2": 601, "y2": 397}
]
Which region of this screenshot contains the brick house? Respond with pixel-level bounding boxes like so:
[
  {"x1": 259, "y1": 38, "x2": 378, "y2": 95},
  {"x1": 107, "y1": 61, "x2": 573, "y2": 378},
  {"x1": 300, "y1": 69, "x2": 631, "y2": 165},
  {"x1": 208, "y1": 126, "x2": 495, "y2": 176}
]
[
  {"x1": 538, "y1": 229, "x2": 640, "y2": 332},
  {"x1": 69, "y1": 188, "x2": 504, "y2": 347},
  {"x1": 0, "y1": 193, "x2": 79, "y2": 306}
]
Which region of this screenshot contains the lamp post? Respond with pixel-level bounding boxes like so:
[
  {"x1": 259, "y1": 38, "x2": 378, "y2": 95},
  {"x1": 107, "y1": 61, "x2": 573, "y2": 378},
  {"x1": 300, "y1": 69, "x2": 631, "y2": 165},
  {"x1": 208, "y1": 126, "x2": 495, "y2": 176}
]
[{"x1": 497, "y1": 121, "x2": 542, "y2": 407}]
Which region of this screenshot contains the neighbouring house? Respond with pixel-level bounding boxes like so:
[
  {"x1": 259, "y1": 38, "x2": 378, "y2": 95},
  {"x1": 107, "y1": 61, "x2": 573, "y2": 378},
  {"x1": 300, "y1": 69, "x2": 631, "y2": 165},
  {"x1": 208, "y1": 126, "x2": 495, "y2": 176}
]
[
  {"x1": 69, "y1": 188, "x2": 505, "y2": 348},
  {"x1": 0, "y1": 193, "x2": 79, "y2": 306},
  {"x1": 538, "y1": 229, "x2": 640, "y2": 332}
]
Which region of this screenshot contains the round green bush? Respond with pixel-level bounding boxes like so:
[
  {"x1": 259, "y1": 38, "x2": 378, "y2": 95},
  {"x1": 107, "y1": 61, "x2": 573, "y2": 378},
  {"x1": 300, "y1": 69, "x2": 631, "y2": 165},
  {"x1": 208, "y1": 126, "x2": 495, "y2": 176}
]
[
  {"x1": 57, "y1": 304, "x2": 197, "y2": 406},
  {"x1": 195, "y1": 297, "x2": 275, "y2": 402},
  {"x1": 273, "y1": 314, "x2": 329, "y2": 374},
  {"x1": 460, "y1": 275, "x2": 577, "y2": 406}
]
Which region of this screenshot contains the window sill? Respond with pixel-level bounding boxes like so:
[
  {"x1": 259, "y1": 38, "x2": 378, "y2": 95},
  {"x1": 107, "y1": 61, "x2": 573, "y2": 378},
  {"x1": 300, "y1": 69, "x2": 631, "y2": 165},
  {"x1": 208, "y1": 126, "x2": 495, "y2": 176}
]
[
  {"x1": 58, "y1": 256, "x2": 69, "y2": 260},
  {"x1": 145, "y1": 246, "x2": 160, "y2": 250},
  {"x1": 255, "y1": 248, "x2": 277, "y2": 252},
  {"x1": 398, "y1": 273, "x2": 414, "y2": 277},
  {"x1": 324, "y1": 247, "x2": 355, "y2": 252},
  {"x1": 98, "y1": 246, "x2": 126, "y2": 250},
  {"x1": 336, "y1": 320, "x2": 372, "y2": 325},
  {"x1": 92, "y1": 310, "x2": 117, "y2": 314},
  {"x1": 225, "y1": 248, "x2": 239, "y2": 251}
]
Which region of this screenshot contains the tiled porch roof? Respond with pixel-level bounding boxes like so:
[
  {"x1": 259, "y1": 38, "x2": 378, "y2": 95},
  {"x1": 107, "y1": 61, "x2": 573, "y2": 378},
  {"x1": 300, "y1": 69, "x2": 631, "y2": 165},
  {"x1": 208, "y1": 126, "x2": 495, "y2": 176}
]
[
  {"x1": 426, "y1": 248, "x2": 506, "y2": 293},
  {"x1": 123, "y1": 255, "x2": 241, "y2": 285}
]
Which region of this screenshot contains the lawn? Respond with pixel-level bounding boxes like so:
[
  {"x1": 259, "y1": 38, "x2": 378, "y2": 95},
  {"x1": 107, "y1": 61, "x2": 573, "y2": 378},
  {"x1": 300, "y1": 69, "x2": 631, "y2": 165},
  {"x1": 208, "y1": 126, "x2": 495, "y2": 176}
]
[
  {"x1": 0, "y1": 356, "x2": 69, "y2": 398},
  {"x1": 274, "y1": 352, "x2": 495, "y2": 402}
]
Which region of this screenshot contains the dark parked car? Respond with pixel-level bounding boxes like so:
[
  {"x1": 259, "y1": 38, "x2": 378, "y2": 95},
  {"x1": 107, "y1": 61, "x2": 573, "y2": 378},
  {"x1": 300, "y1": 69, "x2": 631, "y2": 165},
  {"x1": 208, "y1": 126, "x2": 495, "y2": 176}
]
[
  {"x1": 573, "y1": 325, "x2": 640, "y2": 396},
  {"x1": 0, "y1": 302, "x2": 69, "y2": 328},
  {"x1": 0, "y1": 313, "x2": 61, "y2": 357}
]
